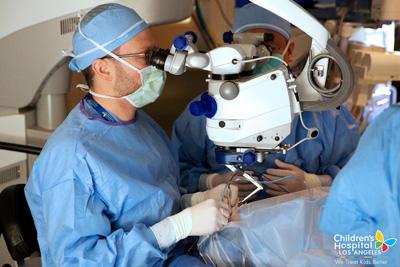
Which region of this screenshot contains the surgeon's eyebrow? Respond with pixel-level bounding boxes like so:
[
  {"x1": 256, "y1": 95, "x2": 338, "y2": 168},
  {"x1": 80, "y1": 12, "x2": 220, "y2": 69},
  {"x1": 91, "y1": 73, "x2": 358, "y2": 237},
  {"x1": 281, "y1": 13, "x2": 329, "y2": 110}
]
[{"x1": 134, "y1": 45, "x2": 156, "y2": 54}]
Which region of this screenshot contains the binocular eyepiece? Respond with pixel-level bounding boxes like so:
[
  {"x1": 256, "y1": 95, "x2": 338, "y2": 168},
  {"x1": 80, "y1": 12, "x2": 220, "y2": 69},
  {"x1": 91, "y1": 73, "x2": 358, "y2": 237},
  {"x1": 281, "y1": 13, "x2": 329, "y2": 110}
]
[{"x1": 149, "y1": 48, "x2": 171, "y2": 70}]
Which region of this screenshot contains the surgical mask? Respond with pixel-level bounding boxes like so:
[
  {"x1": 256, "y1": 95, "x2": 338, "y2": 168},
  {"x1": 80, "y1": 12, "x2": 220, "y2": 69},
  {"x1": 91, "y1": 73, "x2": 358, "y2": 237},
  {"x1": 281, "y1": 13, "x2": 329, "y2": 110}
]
[
  {"x1": 75, "y1": 21, "x2": 167, "y2": 108},
  {"x1": 253, "y1": 53, "x2": 283, "y2": 74},
  {"x1": 86, "y1": 66, "x2": 166, "y2": 108},
  {"x1": 124, "y1": 66, "x2": 166, "y2": 108},
  {"x1": 253, "y1": 40, "x2": 292, "y2": 75}
]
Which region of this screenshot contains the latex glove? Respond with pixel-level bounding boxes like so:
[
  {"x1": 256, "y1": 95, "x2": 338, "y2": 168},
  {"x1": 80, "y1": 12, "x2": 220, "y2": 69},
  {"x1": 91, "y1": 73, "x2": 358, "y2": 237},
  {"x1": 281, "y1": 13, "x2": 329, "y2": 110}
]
[
  {"x1": 190, "y1": 199, "x2": 230, "y2": 236},
  {"x1": 262, "y1": 159, "x2": 330, "y2": 196},
  {"x1": 200, "y1": 171, "x2": 258, "y2": 199},
  {"x1": 189, "y1": 184, "x2": 239, "y2": 208},
  {"x1": 231, "y1": 173, "x2": 260, "y2": 200},
  {"x1": 150, "y1": 199, "x2": 230, "y2": 250},
  {"x1": 230, "y1": 205, "x2": 241, "y2": 222}
]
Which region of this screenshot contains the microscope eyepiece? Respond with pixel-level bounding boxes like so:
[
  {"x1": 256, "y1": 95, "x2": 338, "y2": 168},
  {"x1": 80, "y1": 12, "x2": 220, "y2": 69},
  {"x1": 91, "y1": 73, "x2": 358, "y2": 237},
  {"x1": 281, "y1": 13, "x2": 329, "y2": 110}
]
[{"x1": 149, "y1": 48, "x2": 171, "y2": 70}]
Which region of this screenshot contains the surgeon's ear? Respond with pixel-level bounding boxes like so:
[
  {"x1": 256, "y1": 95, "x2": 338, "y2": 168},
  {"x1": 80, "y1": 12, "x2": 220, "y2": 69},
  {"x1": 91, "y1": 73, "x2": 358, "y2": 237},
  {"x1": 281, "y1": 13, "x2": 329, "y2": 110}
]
[
  {"x1": 284, "y1": 41, "x2": 296, "y2": 64},
  {"x1": 91, "y1": 58, "x2": 113, "y2": 82}
]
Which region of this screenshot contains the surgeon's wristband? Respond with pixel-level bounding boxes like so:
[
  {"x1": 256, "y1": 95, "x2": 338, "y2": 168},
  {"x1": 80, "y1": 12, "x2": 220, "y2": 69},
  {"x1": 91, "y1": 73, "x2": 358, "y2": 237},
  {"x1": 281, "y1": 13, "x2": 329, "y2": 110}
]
[
  {"x1": 150, "y1": 208, "x2": 192, "y2": 250},
  {"x1": 304, "y1": 173, "x2": 322, "y2": 188}
]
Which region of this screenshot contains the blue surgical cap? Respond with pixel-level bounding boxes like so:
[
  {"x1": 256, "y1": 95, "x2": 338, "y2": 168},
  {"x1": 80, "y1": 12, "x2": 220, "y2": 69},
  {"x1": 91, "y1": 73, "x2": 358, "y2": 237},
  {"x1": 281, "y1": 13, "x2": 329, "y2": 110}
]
[
  {"x1": 69, "y1": 4, "x2": 148, "y2": 72},
  {"x1": 233, "y1": 2, "x2": 291, "y2": 40}
]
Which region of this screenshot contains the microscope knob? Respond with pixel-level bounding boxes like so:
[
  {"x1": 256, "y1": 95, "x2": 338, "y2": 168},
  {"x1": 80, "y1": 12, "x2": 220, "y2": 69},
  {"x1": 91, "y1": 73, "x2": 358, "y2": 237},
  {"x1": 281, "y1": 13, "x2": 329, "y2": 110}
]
[
  {"x1": 243, "y1": 151, "x2": 256, "y2": 166},
  {"x1": 184, "y1": 31, "x2": 198, "y2": 44},
  {"x1": 189, "y1": 93, "x2": 217, "y2": 118},
  {"x1": 220, "y1": 81, "x2": 239, "y2": 100},
  {"x1": 223, "y1": 31, "x2": 234, "y2": 44},
  {"x1": 173, "y1": 35, "x2": 189, "y2": 51}
]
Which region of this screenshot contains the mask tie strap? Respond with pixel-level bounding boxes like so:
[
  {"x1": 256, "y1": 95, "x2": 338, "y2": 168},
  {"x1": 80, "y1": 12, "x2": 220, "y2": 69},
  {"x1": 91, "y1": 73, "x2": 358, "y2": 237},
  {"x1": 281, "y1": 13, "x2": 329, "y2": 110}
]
[
  {"x1": 282, "y1": 40, "x2": 292, "y2": 60},
  {"x1": 88, "y1": 90, "x2": 120, "y2": 100},
  {"x1": 76, "y1": 84, "x2": 122, "y2": 100},
  {"x1": 76, "y1": 83, "x2": 90, "y2": 93}
]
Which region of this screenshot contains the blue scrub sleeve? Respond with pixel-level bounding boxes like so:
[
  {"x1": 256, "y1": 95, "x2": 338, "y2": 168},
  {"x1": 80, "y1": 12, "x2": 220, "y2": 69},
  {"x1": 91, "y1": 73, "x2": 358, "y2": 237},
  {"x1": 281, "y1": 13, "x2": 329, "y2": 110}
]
[
  {"x1": 316, "y1": 107, "x2": 360, "y2": 178},
  {"x1": 320, "y1": 106, "x2": 400, "y2": 235},
  {"x1": 319, "y1": 106, "x2": 400, "y2": 266},
  {"x1": 37, "y1": 178, "x2": 166, "y2": 266},
  {"x1": 172, "y1": 114, "x2": 218, "y2": 194}
]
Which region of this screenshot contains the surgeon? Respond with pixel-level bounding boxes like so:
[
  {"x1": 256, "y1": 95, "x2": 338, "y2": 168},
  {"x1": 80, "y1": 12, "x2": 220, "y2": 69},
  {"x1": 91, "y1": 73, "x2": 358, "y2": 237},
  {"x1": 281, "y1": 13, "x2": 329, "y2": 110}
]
[
  {"x1": 172, "y1": 0, "x2": 360, "y2": 199},
  {"x1": 320, "y1": 106, "x2": 400, "y2": 266},
  {"x1": 25, "y1": 4, "x2": 238, "y2": 266}
]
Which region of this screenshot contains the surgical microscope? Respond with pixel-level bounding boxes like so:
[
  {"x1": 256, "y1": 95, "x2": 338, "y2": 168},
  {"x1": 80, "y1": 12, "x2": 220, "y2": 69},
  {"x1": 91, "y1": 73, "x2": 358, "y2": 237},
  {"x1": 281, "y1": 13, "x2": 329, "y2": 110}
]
[{"x1": 149, "y1": 0, "x2": 355, "y2": 199}]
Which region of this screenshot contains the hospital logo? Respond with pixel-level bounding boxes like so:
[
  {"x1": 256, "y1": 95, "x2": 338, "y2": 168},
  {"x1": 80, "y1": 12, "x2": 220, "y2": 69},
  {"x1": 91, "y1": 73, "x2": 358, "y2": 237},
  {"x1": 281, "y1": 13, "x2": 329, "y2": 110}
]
[
  {"x1": 375, "y1": 230, "x2": 397, "y2": 253},
  {"x1": 333, "y1": 230, "x2": 397, "y2": 265}
]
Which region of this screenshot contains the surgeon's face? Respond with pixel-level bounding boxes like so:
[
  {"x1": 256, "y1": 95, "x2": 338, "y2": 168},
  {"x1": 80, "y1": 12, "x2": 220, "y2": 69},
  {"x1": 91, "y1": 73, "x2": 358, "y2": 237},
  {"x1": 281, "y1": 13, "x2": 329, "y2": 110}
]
[
  {"x1": 247, "y1": 28, "x2": 294, "y2": 64},
  {"x1": 112, "y1": 29, "x2": 156, "y2": 96}
]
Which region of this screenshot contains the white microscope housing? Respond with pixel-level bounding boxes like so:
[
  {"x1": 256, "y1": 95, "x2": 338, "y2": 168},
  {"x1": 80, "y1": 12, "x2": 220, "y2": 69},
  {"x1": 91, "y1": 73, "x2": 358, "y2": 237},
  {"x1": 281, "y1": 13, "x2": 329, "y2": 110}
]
[{"x1": 155, "y1": 0, "x2": 354, "y2": 166}]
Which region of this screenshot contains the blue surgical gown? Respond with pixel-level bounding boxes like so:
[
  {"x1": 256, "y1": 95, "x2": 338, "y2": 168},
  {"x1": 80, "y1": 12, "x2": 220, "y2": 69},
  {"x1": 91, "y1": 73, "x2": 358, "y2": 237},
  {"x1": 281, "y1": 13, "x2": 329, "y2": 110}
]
[
  {"x1": 172, "y1": 94, "x2": 360, "y2": 194},
  {"x1": 25, "y1": 98, "x2": 205, "y2": 266},
  {"x1": 320, "y1": 106, "x2": 400, "y2": 266}
]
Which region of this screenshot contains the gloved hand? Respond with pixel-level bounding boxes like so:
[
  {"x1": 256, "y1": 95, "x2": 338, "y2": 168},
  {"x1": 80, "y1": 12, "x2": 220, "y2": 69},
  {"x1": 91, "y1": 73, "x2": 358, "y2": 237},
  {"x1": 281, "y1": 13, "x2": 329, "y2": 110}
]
[
  {"x1": 190, "y1": 199, "x2": 230, "y2": 236},
  {"x1": 188, "y1": 184, "x2": 239, "y2": 208},
  {"x1": 150, "y1": 199, "x2": 230, "y2": 249},
  {"x1": 230, "y1": 205, "x2": 241, "y2": 222},
  {"x1": 200, "y1": 171, "x2": 258, "y2": 200},
  {"x1": 262, "y1": 159, "x2": 331, "y2": 196},
  {"x1": 231, "y1": 173, "x2": 259, "y2": 200}
]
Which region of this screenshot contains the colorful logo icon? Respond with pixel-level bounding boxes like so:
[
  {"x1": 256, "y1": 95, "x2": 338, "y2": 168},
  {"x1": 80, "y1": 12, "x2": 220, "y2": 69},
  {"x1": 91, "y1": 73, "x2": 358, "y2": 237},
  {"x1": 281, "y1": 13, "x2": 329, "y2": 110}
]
[{"x1": 375, "y1": 230, "x2": 397, "y2": 253}]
